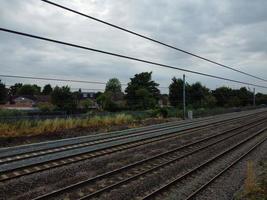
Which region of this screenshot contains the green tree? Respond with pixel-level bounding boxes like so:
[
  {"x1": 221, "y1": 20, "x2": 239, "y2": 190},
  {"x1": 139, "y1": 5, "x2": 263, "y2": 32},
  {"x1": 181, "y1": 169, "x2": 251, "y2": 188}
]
[
  {"x1": 237, "y1": 87, "x2": 253, "y2": 106},
  {"x1": 80, "y1": 99, "x2": 94, "y2": 110},
  {"x1": 212, "y1": 87, "x2": 233, "y2": 107},
  {"x1": 202, "y1": 94, "x2": 217, "y2": 108},
  {"x1": 97, "y1": 91, "x2": 119, "y2": 111},
  {"x1": 9, "y1": 83, "x2": 23, "y2": 96},
  {"x1": 72, "y1": 89, "x2": 83, "y2": 105},
  {"x1": 125, "y1": 72, "x2": 160, "y2": 109},
  {"x1": 105, "y1": 78, "x2": 123, "y2": 101},
  {"x1": 32, "y1": 84, "x2": 41, "y2": 95},
  {"x1": 18, "y1": 84, "x2": 38, "y2": 96},
  {"x1": 256, "y1": 93, "x2": 267, "y2": 105},
  {"x1": 95, "y1": 91, "x2": 103, "y2": 99},
  {"x1": 51, "y1": 86, "x2": 77, "y2": 112},
  {"x1": 169, "y1": 77, "x2": 184, "y2": 107},
  {"x1": 0, "y1": 80, "x2": 7, "y2": 104},
  {"x1": 18, "y1": 84, "x2": 36, "y2": 96},
  {"x1": 187, "y1": 82, "x2": 210, "y2": 107},
  {"x1": 42, "y1": 84, "x2": 53, "y2": 95},
  {"x1": 105, "y1": 78, "x2": 122, "y2": 93}
]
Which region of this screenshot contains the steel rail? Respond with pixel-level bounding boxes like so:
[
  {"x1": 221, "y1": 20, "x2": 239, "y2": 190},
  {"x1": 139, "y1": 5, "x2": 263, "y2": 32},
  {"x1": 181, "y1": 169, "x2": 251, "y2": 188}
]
[
  {"x1": 0, "y1": 114, "x2": 253, "y2": 182},
  {"x1": 0, "y1": 111, "x2": 257, "y2": 165},
  {"x1": 1, "y1": 109, "x2": 262, "y2": 160},
  {"x1": 141, "y1": 127, "x2": 267, "y2": 200},
  {"x1": 0, "y1": 113, "x2": 223, "y2": 158},
  {"x1": 0, "y1": 116, "x2": 232, "y2": 164},
  {"x1": 32, "y1": 117, "x2": 266, "y2": 200},
  {"x1": 2, "y1": 108, "x2": 263, "y2": 158},
  {"x1": 1, "y1": 111, "x2": 265, "y2": 183},
  {"x1": 76, "y1": 121, "x2": 267, "y2": 200},
  {"x1": 184, "y1": 136, "x2": 267, "y2": 200}
]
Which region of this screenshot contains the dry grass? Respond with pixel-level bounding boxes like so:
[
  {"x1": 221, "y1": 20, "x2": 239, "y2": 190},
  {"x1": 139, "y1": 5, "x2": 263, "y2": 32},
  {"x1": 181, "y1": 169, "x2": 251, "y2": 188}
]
[
  {"x1": 235, "y1": 161, "x2": 267, "y2": 200},
  {"x1": 244, "y1": 160, "x2": 256, "y2": 194},
  {"x1": 0, "y1": 114, "x2": 134, "y2": 137}
]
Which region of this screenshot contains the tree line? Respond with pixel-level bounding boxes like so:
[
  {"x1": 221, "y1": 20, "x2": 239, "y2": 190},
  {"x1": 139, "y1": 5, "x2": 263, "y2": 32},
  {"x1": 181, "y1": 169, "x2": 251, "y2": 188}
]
[{"x1": 0, "y1": 72, "x2": 266, "y2": 113}]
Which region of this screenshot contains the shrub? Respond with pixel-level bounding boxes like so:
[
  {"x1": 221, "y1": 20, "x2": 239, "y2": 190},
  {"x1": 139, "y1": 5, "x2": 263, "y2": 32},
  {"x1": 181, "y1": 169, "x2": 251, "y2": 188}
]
[{"x1": 37, "y1": 102, "x2": 55, "y2": 113}]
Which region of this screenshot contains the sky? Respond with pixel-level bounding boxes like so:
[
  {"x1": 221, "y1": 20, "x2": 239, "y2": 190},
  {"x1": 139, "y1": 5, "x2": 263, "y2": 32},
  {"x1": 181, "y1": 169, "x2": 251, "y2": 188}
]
[{"x1": 0, "y1": 0, "x2": 267, "y2": 94}]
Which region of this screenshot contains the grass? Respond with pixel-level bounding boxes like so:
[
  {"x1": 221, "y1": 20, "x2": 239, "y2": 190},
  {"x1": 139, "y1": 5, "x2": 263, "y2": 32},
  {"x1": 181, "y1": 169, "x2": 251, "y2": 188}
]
[
  {"x1": 0, "y1": 114, "x2": 134, "y2": 137},
  {"x1": 235, "y1": 161, "x2": 267, "y2": 200},
  {"x1": 0, "y1": 109, "x2": 27, "y2": 117}
]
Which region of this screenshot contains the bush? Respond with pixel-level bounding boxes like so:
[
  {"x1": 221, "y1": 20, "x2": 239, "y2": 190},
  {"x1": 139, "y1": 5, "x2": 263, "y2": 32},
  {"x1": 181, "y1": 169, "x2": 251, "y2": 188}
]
[
  {"x1": 80, "y1": 99, "x2": 94, "y2": 110},
  {"x1": 150, "y1": 107, "x2": 169, "y2": 118},
  {"x1": 97, "y1": 92, "x2": 124, "y2": 112},
  {"x1": 0, "y1": 109, "x2": 26, "y2": 117},
  {"x1": 37, "y1": 102, "x2": 55, "y2": 113}
]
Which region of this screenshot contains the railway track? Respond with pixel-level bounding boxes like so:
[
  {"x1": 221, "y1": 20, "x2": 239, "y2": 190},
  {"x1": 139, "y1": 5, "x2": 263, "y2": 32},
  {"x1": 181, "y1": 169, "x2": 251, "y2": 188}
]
[
  {"x1": 0, "y1": 110, "x2": 265, "y2": 182},
  {"x1": 1, "y1": 108, "x2": 263, "y2": 159},
  {"x1": 0, "y1": 115, "x2": 239, "y2": 164},
  {"x1": 30, "y1": 115, "x2": 267, "y2": 200},
  {"x1": 0, "y1": 109, "x2": 259, "y2": 160},
  {"x1": 142, "y1": 128, "x2": 267, "y2": 200}
]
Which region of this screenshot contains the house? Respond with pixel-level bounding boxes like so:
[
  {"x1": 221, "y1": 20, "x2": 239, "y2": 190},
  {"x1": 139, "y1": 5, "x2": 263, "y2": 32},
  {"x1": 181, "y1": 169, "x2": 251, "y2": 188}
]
[
  {"x1": 2, "y1": 95, "x2": 51, "y2": 110},
  {"x1": 12, "y1": 96, "x2": 36, "y2": 107},
  {"x1": 1, "y1": 96, "x2": 38, "y2": 110},
  {"x1": 81, "y1": 92, "x2": 96, "y2": 99}
]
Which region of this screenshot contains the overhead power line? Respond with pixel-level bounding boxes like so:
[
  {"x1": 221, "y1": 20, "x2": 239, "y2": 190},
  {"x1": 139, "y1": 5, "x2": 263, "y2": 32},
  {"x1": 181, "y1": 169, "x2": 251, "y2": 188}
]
[
  {"x1": 41, "y1": 0, "x2": 267, "y2": 83},
  {"x1": 0, "y1": 74, "x2": 107, "y2": 85},
  {"x1": 5, "y1": 84, "x2": 105, "y2": 92},
  {"x1": 0, "y1": 74, "x2": 169, "y2": 89},
  {"x1": 0, "y1": 28, "x2": 267, "y2": 89},
  {"x1": 71, "y1": 87, "x2": 105, "y2": 91}
]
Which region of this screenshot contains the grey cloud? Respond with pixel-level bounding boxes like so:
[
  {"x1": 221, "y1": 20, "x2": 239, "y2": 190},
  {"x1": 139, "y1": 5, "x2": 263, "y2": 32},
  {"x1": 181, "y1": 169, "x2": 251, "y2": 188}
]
[{"x1": 0, "y1": 0, "x2": 267, "y2": 93}]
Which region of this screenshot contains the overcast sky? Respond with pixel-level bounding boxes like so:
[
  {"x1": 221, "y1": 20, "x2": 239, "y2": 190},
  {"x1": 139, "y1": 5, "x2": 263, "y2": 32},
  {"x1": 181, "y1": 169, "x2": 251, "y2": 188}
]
[{"x1": 0, "y1": 0, "x2": 267, "y2": 93}]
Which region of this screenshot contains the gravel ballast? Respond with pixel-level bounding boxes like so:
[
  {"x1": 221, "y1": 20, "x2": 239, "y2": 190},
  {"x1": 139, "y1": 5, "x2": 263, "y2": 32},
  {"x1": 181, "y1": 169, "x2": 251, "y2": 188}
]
[{"x1": 0, "y1": 112, "x2": 266, "y2": 200}]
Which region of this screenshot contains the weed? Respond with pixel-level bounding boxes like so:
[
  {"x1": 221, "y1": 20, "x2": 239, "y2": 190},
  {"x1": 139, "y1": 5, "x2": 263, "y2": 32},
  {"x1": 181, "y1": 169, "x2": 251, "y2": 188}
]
[{"x1": 0, "y1": 114, "x2": 134, "y2": 137}]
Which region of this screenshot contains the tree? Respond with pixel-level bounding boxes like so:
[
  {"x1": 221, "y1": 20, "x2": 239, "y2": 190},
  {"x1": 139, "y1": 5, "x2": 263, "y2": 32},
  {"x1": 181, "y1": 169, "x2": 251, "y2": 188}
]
[
  {"x1": 169, "y1": 77, "x2": 184, "y2": 107},
  {"x1": 18, "y1": 84, "x2": 36, "y2": 96},
  {"x1": 18, "y1": 84, "x2": 38, "y2": 96},
  {"x1": 72, "y1": 89, "x2": 83, "y2": 105},
  {"x1": 42, "y1": 84, "x2": 53, "y2": 95},
  {"x1": 105, "y1": 78, "x2": 123, "y2": 101},
  {"x1": 80, "y1": 99, "x2": 94, "y2": 110},
  {"x1": 51, "y1": 86, "x2": 77, "y2": 112},
  {"x1": 97, "y1": 91, "x2": 120, "y2": 111},
  {"x1": 212, "y1": 86, "x2": 253, "y2": 107},
  {"x1": 187, "y1": 82, "x2": 210, "y2": 107},
  {"x1": 95, "y1": 91, "x2": 103, "y2": 99},
  {"x1": 32, "y1": 84, "x2": 41, "y2": 95},
  {"x1": 256, "y1": 93, "x2": 267, "y2": 105},
  {"x1": 9, "y1": 83, "x2": 23, "y2": 96},
  {"x1": 105, "y1": 78, "x2": 122, "y2": 93},
  {"x1": 125, "y1": 72, "x2": 160, "y2": 109},
  {"x1": 237, "y1": 87, "x2": 253, "y2": 106},
  {"x1": 0, "y1": 80, "x2": 7, "y2": 104},
  {"x1": 212, "y1": 87, "x2": 233, "y2": 107},
  {"x1": 202, "y1": 94, "x2": 217, "y2": 108}
]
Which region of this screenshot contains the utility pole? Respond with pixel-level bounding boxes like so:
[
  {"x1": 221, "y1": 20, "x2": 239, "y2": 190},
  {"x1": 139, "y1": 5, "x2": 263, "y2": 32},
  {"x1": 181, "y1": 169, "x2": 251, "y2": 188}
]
[
  {"x1": 253, "y1": 88, "x2": 256, "y2": 106},
  {"x1": 183, "y1": 74, "x2": 186, "y2": 119}
]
